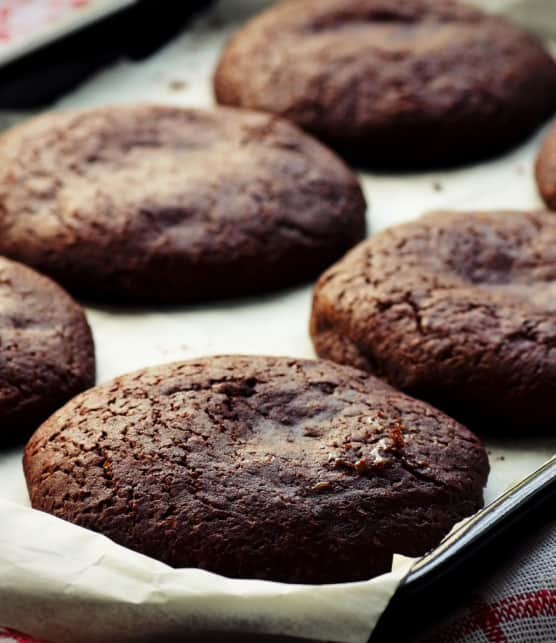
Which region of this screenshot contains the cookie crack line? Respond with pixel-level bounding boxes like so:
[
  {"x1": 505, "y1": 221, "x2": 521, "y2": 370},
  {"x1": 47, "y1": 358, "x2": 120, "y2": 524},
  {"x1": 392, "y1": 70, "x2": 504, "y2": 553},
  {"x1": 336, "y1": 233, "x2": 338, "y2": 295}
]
[
  {"x1": 311, "y1": 209, "x2": 556, "y2": 434},
  {"x1": 24, "y1": 357, "x2": 488, "y2": 583}
]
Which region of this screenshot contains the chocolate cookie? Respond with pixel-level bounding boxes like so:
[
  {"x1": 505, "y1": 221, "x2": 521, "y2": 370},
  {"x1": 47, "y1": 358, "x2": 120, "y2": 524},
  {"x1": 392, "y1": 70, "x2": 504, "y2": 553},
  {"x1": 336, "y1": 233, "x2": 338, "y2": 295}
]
[
  {"x1": 215, "y1": 0, "x2": 556, "y2": 166},
  {"x1": 24, "y1": 356, "x2": 488, "y2": 583},
  {"x1": 311, "y1": 210, "x2": 556, "y2": 434},
  {"x1": 0, "y1": 105, "x2": 366, "y2": 303},
  {"x1": 536, "y1": 124, "x2": 556, "y2": 210},
  {"x1": 0, "y1": 257, "x2": 94, "y2": 445}
]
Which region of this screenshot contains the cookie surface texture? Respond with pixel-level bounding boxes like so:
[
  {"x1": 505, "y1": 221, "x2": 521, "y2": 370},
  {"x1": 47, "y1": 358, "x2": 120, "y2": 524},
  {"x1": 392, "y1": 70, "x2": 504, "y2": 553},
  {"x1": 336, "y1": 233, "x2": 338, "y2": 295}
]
[
  {"x1": 0, "y1": 105, "x2": 366, "y2": 302},
  {"x1": 311, "y1": 210, "x2": 556, "y2": 434},
  {"x1": 215, "y1": 0, "x2": 556, "y2": 166},
  {"x1": 0, "y1": 257, "x2": 94, "y2": 444},
  {"x1": 24, "y1": 355, "x2": 488, "y2": 583}
]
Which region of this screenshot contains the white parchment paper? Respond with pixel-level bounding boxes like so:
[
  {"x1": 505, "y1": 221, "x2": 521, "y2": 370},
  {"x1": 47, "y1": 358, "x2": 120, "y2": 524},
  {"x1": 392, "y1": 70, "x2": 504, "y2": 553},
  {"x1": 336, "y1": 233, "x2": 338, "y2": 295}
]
[
  {"x1": 0, "y1": 1, "x2": 556, "y2": 642},
  {"x1": 0, "y1": 499, "x2": 413, "y2": 643}
]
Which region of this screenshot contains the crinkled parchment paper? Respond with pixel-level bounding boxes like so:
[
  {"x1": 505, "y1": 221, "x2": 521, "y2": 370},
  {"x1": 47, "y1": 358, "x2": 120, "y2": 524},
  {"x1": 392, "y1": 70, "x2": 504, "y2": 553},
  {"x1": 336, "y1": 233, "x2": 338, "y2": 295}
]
[
  {"x1": 0, "y1": 499, "x2": 413, "y2": 643},
  {"x1": 0, "y1": 1, "x2": 555, "y2": 642}
]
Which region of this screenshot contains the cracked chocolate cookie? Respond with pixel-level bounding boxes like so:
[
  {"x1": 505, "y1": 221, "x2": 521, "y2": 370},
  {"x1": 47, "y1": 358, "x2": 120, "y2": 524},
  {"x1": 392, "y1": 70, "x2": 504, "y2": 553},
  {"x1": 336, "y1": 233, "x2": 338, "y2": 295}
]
[
  {"x1": 536, "y1": 124, "x2": 556, "y2": 210},
  {"x1": 311, "y1": 210, "x2": 556, "y2": 434},
  {"x1": 0, "y1": 257, "x2": 94, "y2": 446},
  {"x1": 0, "y1": 105, "x2": 366, "y2": 303},
  {"x1": 24, "y1": 356, "x2": 488, "y2": 583},
  {"x1": 215, "y1": 0, "x2": 556, "y2": 166}
]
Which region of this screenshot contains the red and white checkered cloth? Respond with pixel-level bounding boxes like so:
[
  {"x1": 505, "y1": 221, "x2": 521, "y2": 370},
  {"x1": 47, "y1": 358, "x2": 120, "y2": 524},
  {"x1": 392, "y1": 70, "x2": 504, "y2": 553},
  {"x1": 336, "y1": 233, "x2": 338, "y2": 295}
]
[
  {"x1": 2, "y1": 522, "x2": 553, "y2": 643},
  {"x1": 417, "y1": 521, "x2": 556, "y2": 643}
]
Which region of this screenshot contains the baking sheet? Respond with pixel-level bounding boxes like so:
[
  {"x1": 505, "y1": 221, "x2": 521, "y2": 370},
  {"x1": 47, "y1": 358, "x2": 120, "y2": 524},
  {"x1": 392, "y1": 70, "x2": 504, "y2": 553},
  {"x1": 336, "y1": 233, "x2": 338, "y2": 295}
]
[
  {"x1": 0, "y1": 1, "x2": 555, "y2": 641},
  {"x1": 0, "y1": 0, "x2": 135, "y2": 69}
]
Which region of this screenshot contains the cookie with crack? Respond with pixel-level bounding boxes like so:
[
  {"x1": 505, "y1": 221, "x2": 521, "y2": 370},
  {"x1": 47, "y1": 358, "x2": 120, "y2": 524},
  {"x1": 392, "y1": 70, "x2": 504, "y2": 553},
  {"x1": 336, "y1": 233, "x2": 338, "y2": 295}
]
[
  {"x1": 0, "y1": 257, "x2": 94, "y2": 445},
  {"x1": 215, "y1": 0, "x2": 556, "y2": 166},
  {"x1": 0, "y1": 105, "x2": 366, "y2": 303},
  {"x1": 311, "y1": 210, "x2": 556, "y2": 434},
  {"x1": 24, "y1": 355, "x2": 488, "y2": 583}
]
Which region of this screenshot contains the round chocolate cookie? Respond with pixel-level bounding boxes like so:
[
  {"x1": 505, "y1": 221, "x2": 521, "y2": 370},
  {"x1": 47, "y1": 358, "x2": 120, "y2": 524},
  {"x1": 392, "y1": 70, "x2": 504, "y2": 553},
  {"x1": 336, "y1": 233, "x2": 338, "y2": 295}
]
[
  {"x1": 0, "y1": 105, "x2": 366, "y2": 303},
  {"x1": 24, "y1": 356, "x2": 488, "y2": 584},
  {"x1": 214, "y1": 0, "x2": 556, "y2": 166},
  {"x1": 311, "y1": 210, "x2": 556, "y2": 434},
  {"x1": 536, "y1": 124, "x2": 556, "y2": 210},
  {"x1": 0, "y1": 257, "x2": 94, "y2": 445}
]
